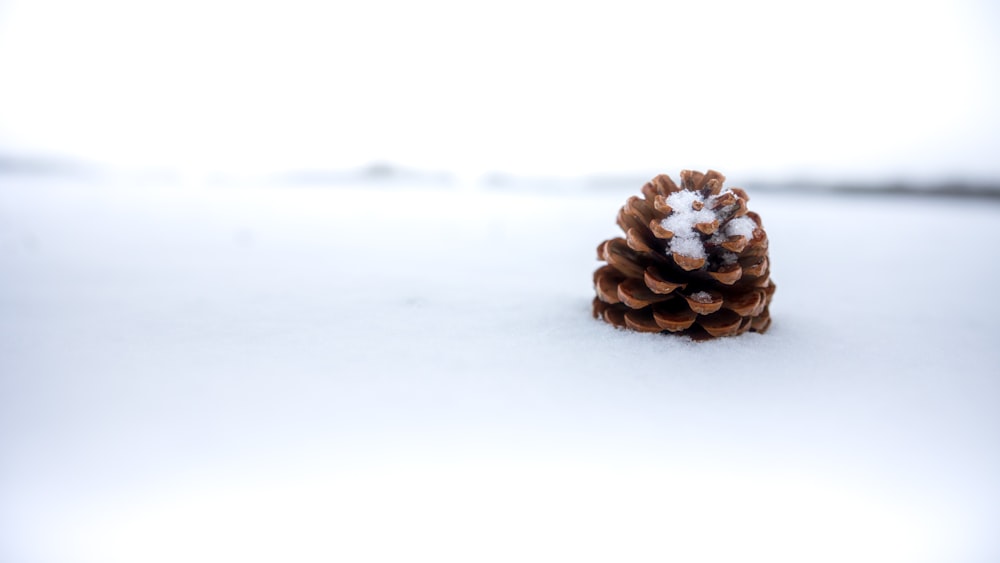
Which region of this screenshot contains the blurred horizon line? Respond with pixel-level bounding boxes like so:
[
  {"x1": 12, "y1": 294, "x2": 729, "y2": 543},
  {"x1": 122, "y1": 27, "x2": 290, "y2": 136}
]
[{"x1": 3, "y1": 152, "x2": 1000, "y2": 199}]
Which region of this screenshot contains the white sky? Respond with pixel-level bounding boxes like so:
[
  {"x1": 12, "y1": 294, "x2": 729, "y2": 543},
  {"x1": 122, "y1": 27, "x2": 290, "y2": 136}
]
[{"x1": 0, "y1": 0, "x2": 997, "y2": 181}]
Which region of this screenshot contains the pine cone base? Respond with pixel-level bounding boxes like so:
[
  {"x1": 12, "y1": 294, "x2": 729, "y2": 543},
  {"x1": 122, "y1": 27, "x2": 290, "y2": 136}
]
[{"x1": 592, "y1": 170, "x2": 775, "y2": 339}]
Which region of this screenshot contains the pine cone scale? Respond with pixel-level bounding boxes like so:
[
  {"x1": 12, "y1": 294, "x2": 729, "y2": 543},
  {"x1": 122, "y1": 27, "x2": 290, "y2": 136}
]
[
  {"x1": 681, "y1": 290, "x2": 724, "y2": 315},
  {"x1": 652, "y1": 305, "x2": 697, "y2": 332},
  {"x1": 720, "y1": 236, "x2": 748, "y2": 253},
  {"x1": 721, "y1": 288, "x2": 764, "y2": 317},
  {"x1": 624, "y1": 308, "x2": 666, "y2": 333},
  {"x1": 643, "y1": 267, "x2": 686, "y2": 294},
  {"x1": 707, "y1": 264, "x2": 742, "y2": 285},
  {"x1": 618, "y1": 278, "x2": 675, "y2": 308},
  {"x1": 625, "y1": 228, "x2": 657, "y2": 254},
  {"x1": 699, "y1": 309, "x2": 743, "y2": 338}
]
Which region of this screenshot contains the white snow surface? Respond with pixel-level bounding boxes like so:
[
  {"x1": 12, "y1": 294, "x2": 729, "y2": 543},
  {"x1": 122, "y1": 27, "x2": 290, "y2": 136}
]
[
  {"x1": 726, "y1": 214, "x2": 758, "y2": 239},
  {"x1": 2, "y1": 179, "x2": 1000, "y2": 563}
]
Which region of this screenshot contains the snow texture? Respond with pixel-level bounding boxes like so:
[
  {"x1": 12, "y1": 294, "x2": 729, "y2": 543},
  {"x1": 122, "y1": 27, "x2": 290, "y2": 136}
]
[
  {"x1": 691, "y1": 291, "x2": 713, "y2": 303},
  {"x1": 726, "y1": 214, "x2": 757, "y2": 239},
  {"x1": 1, "y1": 178, "x2": 999, "y2": 563}
]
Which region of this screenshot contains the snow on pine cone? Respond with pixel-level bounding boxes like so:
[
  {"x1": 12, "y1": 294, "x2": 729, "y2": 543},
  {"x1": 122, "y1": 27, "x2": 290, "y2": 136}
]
[{"x1": 592, "y1": 170, "x2": 775, "y2": 339}]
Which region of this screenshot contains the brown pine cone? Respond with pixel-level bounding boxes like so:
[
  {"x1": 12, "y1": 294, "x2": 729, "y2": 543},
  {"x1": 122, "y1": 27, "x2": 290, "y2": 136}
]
[{"x1": 592, "y1": 170, "x2": 775, "y2": 339}]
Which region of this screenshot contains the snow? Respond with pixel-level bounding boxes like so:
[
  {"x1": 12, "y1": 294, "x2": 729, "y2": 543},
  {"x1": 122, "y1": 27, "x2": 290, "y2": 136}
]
[
  {"x1": 726, "y1": 214, "x2": 758, "y2": 239},
  {"x1": 690, "y1": 291, "x2": 713, "y2": 304},
  {"x1": 664, "y1": 234, "x2": 706, "y2": 260},
  {"x1": 1, "y1": 178, "x2": 999, "y2": 563}
]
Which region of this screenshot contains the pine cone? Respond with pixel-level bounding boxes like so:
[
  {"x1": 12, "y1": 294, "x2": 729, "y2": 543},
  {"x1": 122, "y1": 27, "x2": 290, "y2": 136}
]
[{"x1": 592, "y1": 170, "x2": 775, "y2": 339}]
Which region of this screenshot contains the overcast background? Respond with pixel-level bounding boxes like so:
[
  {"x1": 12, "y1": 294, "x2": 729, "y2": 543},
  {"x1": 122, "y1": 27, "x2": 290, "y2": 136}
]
[{"x1": 0, "y1": 0, "x2": 998, "y2": 185}]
